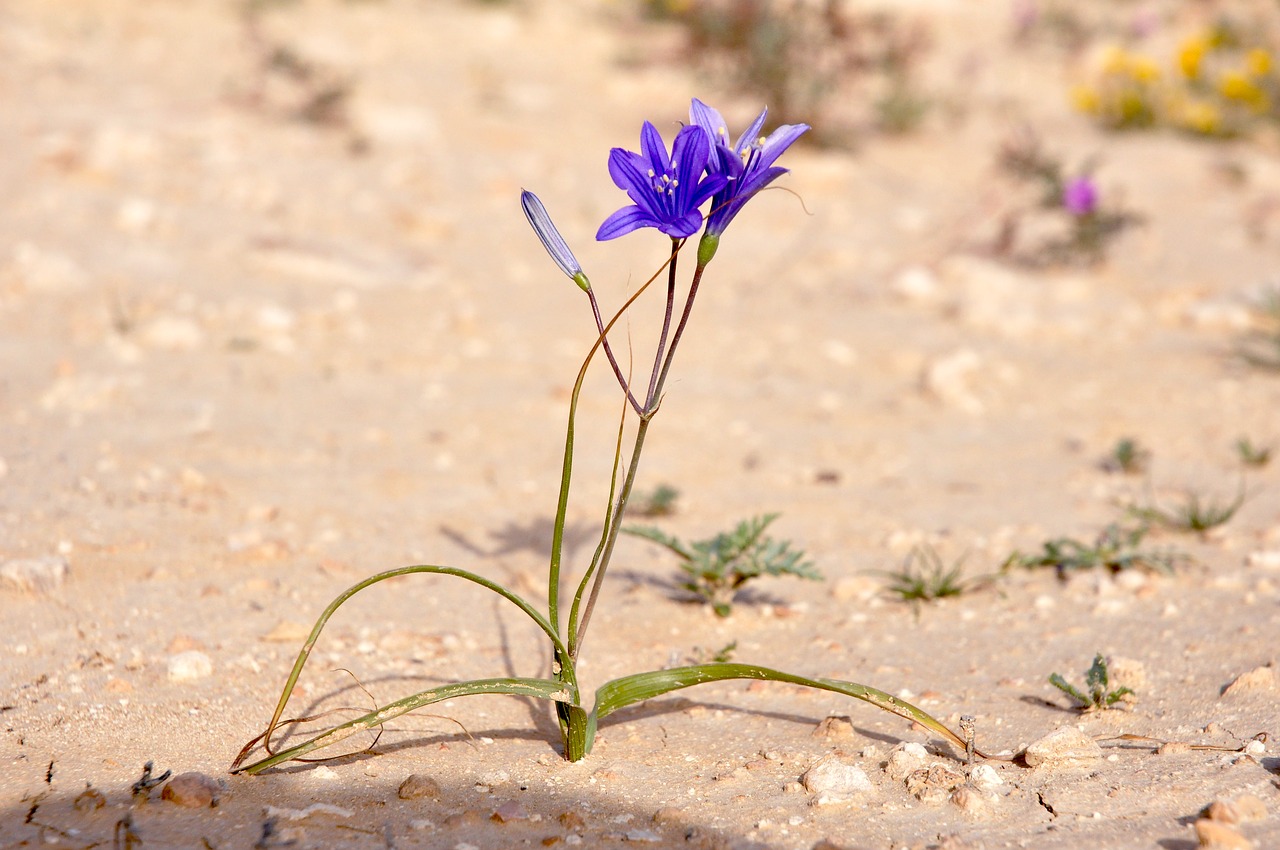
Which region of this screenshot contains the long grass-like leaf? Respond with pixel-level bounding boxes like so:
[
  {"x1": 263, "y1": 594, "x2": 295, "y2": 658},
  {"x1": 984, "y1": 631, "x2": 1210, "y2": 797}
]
[
  {"x1": 235, "y1": 677, "x2": 572, "y2": 774},
  {"x1": 236, "y1": 564, "x2": 568, "y2": 773},
  {"x1": 589, "y1": 663, "x2": 982, "y2": 757}
]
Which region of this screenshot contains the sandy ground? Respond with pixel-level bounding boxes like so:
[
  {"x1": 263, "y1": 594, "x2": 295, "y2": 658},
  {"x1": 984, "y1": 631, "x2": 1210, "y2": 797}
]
[{"x1": 3, "y1": 1, "x2": 1280, "y2": 848}]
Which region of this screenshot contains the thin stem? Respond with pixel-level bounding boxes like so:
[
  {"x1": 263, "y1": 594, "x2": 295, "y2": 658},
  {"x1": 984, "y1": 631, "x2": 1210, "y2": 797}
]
[
  {"x1": 651, "y1": 259, "x2": 709, "y2": 409},
  {"x1": 572, "y1": 416, "x2": 652, "y2": 658},
  {"x1": 567, "y1": 368, "x2": 631, "y2": 657},
  {"x1": 645, "y1": 237, "x2": 681, "y2": 407},
  {"x1": 587, "y1": 291, "x2": 645, "y2": 416},
  {"x1": 571, "y1": 256, "x2": 711, "y2": 659},
  {"x1": 548, "y1": 263, "x2": 669, "y2": 642}
]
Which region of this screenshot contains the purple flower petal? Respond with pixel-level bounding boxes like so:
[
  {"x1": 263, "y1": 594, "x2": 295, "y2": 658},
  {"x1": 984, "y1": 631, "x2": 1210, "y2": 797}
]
[
  {"x1": 521, "y1": 189, "x2": 583, "y2": 279},
  {"x1": 688, "y1": 98, "x2": 808, "y2": 237},
  {"x1": 596, "y1": 205, "x2": 660, "y2": 241},
  {"x1": 596, "y1": 120, "x2": 719, "y2": 242}
]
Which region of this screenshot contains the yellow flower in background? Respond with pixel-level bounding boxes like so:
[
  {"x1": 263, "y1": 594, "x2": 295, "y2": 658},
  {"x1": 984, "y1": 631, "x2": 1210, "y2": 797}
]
[
  {"x1": 1099, "y1": 44, "x2": 1130, "y2": 76},
  {"x1": 1181, "y1": 99, "x2": 1222, "y2": 135},
  {"x1": 1128, "y1": 54, "x2": 1161, "y2": 83},
  {"x1": 1246, "y1": 48, "x2": 1272, "y2": 78},
  {"x1": 1220, "y1": 70, "x2": 1254, "y2": 99},
  {"x1": 1075, "y1": 29, "x2": 1277, "y2": 136},
  {"x1": 1178, "y1": 35, "x2": 1209, "y2": 79},
  {"x1": 1071, "y1": 84, "x2": 1101, "y2": 114},
  {"x1": 1219, "y1": 69, "x2": 1270, "y2": 112},
  {"x1": 1117, "y1": 90, "x2": 1151, "y2": 125}
]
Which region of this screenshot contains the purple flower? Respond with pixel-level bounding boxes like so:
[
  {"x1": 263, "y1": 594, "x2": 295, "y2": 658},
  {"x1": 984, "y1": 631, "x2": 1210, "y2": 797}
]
[
  {"x1": 596, "y1": 121, "x2": 727, "y2": 241},
  {"x1": 689, "y1": 98, "x2": 809, "y2": 236},
  {"x1": 1062, "y1": 176, "x2": 1099, "y2": 217}
]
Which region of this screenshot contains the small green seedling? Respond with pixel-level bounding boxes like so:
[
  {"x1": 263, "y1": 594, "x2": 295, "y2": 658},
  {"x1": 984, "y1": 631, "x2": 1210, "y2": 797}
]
[
  {"x1": 1131, "y1": 487, "x2": 1246, "y2": 534},
  {"x1": 1236, "y1": 437, "x2": 1272, "y2": 469},
  {"x1": 878, "y1": 545, "x2": 992, "y2": 614},
  {"x1": 628, "y1": 483, "x2": 680, "y2": 518},
  {"x1": 1102, "y1": 437, "x2": 1150, "y2": 475},
  {"x1": 1049, "y1": 653, "x2": 1133, "y2": 711},
  {"x1": 625, "y1": 514, "x2": 821, "y2": 616},
  {"x1": 1003, "y1": 522, "x2": 1184, "y2": 578},
  {"x1": 692, "y1": 641, "x2": 738, "y2": 664}
]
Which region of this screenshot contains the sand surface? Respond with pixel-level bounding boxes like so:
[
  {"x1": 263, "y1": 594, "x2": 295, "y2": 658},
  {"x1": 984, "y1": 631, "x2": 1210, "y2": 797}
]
[{"x1": 3, "y1": 1, "x2": 1279, "y2": 848}]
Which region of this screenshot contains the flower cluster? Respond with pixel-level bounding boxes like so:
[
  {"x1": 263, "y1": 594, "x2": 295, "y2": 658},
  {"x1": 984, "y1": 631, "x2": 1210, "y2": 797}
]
[
  {"x1": 1072, "y1": 26, "x2": 1280, "y2": 138},
  {"x1": 523, "y1": 99, "x2": 808, "y2": 281}
]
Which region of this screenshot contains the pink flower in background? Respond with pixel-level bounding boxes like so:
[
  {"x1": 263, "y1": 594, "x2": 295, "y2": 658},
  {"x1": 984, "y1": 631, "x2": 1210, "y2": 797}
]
[{"x1": 1062, "y1": 176, "x2": 1099, "y2": 216}]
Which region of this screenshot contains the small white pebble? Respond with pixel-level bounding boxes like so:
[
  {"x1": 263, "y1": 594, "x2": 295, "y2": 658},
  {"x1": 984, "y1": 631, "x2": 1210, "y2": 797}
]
[
  {"x1": 166, "y1": 651, "x2": 212, "y2": 682},
  {"x1": 968, "y1": 764, "x2": 1003, "y2": 788}
]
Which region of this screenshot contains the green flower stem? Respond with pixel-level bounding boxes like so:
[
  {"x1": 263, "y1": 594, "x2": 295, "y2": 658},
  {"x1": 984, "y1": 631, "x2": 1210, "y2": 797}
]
[
  {"x1": 587, "y1": 289, "x2": 644, "y2": 416},
  {"x1": 570, "y1": 256, "x2": 711, "y2": 660},
  {"x1": 571, "y1": 413, "x2": 653, "y2": 659},
  {"x1": 566, "y1": 390, "x2": 629, "y2": 657},
  {"x1": 651, "y1": 258, "x2": 710, "y2": 406},
  {"x1": 645, "y1": 237, "x2": 682, "y2": 406},
  {"x1": 547, "y1": 266, "x2": 665, "y2": 638}
]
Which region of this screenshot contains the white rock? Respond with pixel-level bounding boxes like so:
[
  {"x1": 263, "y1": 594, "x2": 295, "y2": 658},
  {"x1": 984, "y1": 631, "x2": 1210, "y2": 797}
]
[
  {"x1": 1246, "y1": 550, "x2": 1280, "y2": 570},
  {"x1": 1185, "y1": 299, "x2": 1251, "y2": 330},
  {"x1": 938, "y1": 255, "x2": 1039, "y2": 336},
  {"x1": 801, "y1": 755, "x2": 873, "y2": 801},
  {"x1": 968, "y1": 763, "x2": 1003, "y2": 788},
  {"x1": 892, "y1": 265, "x2": 940, "y2": 302},
  {"x1": 884, "y1": 742, "x2": 929, "y2": 781},
  {"x1": 140, "y1": 316, "x2": 205, "y2": 351},
  {"x1": 1, "y1": 556, "x2": 69, "y2": 593},
  {"x1": 265, "y1": 803, "x2": 354, "y2": 820},
  {"x1": 922, "y1": 348, "x2": 985, "y2": 414},
  {"x1": 1023, "y1": 726, "x2": 1102, "y2": 767},
  {"x1": 476, "y1": 769, "x2": 509, "y2": 788},
  {"x1": 8, "y1": 242, "x2": 87, "y2": 290},
  {"x1": 166, "y1": 650, "x2": 213, "y2": 682}
]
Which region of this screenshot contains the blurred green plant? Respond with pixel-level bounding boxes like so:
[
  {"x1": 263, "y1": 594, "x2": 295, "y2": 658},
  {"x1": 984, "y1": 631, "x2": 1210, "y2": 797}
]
[
  {"x1": 641, "y1": 0, "x2": 931, "y2": 141},
  {"x1": 995, "y1": 130, "x2": 1141, "y2": 266},
  {"x1": 628, "y1": 483, "x2": 681, "y2": 518},
  {"x1": 1049, "y1": 653, "x2": 1133, "y2": 711},
  {"x1": 625, "y1": 514, "x2": 821, "y2": 616},
  {"x1": 878, "y1": 545, "x2": 993, "y2": 614},
  {"x1": 1130, "y1": 486, "x2": 1246, "y2": 534},
  {"x1": 1236, "y1": 436, "x2": 1272, "y2": 468},
  {"x1": 1003, "y1": 522, "x2": 1184, "y2": 578},
  {"x1": 1102, "y1": 437, "x2": 1151, "y2": 475},
  {"x1": 238, "y1": 0, "x2": 359, "y2": 137}
]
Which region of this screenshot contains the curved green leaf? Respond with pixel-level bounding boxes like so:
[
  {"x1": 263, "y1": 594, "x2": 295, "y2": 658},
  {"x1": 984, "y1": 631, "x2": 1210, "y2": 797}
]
[
  {"x1": 236, "y1": 677, "x2": 573, "y2": 774},
  {"x1": 590, "y1": 663, "x2": 981, "y2": 757},
  {"x1": 238, "y1": 564, "x2": 570, "y2": 773}
]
